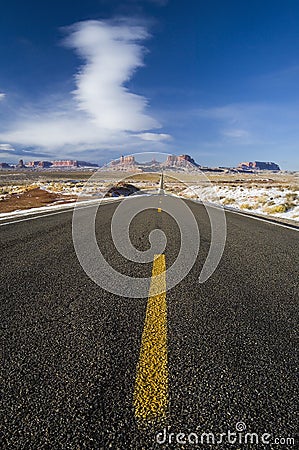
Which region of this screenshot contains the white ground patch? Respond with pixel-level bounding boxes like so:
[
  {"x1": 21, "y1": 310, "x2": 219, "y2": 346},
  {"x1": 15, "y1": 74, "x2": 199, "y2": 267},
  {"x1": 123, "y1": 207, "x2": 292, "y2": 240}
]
[{"x1": 180, "y1": 185, "x2": 299, "y2": 222}]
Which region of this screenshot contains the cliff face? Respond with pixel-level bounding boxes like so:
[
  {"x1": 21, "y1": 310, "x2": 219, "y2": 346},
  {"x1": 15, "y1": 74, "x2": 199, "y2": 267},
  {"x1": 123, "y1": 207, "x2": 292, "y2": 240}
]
[
  {"x1": 162, "y1": 154, "x2": 199, "y2": 168},
  {"x1": 111, "y1": 155, "x2": 136, "y2": 166},
  {"x1": 108, "y1": 154, "x2": 200, "y2": 171},
  {"x1": 238, "y1": 161, "x2": 280, "y2": 171}
]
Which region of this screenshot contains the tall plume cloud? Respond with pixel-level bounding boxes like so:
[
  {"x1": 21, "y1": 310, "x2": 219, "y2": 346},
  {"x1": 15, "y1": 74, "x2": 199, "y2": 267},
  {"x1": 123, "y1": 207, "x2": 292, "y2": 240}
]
[
  {"x1": 0, "y1": 20, "x2": 169, "y2": 157},
  {"x1": 64, "y1": 20, "x2": 159, "y2": 131}
]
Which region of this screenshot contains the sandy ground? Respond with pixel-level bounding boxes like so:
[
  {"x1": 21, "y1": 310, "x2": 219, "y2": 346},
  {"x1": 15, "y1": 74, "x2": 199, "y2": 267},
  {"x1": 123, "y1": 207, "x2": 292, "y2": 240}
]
[{"x1": 0, "y1": 187, "x2": 76, "y2": 213}]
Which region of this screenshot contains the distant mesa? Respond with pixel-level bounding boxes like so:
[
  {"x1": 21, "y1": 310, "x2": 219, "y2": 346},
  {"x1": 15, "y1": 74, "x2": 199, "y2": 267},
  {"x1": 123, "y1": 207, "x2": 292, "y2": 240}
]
[
  {"x1": 109, "y1": 155, "x2": 138, "y2": 171},
  {"x1": 0, "y1": 158, "x2": 98, "y2": 170},
  {"x1": 119, "y1": 155, "x2": 136, "y2": 166},
  {"x1": 26, "y1": 160, "x2": 98, "y2": 168},
  {"x1": 51, "y1": 160, "x2": 79, "y2": 168},
  {"x1": 107, "y1": 154, "x2": 201, "y2": 172},
  {"x1": 16, "y1": 159, "x2": 25, "y2": 168},
  {"x1": 27, "y1": 160, "x2": 53, "y2": 168},
  {"x1": 238, "y1": 161, "x2": 280, "y2": 171},
  {"x1": 162, "y1": 154, "x2": 200, "y2": 169},
  {"x1": 0, "y1": 162, "x2": 11, "y2": 168},
  {"x1": 0, "y1": 155, "x2": 282, "y2": 173},
  {"x1": 107, "y1": 155, "x2": 282, "y2": 173}
]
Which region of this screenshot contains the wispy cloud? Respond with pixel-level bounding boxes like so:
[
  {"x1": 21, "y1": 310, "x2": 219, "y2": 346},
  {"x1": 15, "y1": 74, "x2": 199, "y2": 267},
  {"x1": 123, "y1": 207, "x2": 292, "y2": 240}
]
[
  {"x1": 222, "y1": 129, "x2": 250, "y2": 139},
  {"x1": 0, "y1": 143, "x2": 14, "y2": 151},
  {"x1": 193, "y1": 101, "x2": 299, "y2": 168},
  {"x1": 197, "y1": 104, "x2": 252, "y2": 124},
  {"x1": 0, "y1": 93, "x2": 5, "y2": 100},
  {"x1": 0, "y1": 143, "x2": 51, "y2": 158},
  {"x1": 250, "y1": 64, "x2": 299, "y2": 92},
  {"x1": 0, "y1": 19, "x2": 169, "y2": 160},
  {"x1": 133, "y1": 132, "x2": 171, "y2": 141}
]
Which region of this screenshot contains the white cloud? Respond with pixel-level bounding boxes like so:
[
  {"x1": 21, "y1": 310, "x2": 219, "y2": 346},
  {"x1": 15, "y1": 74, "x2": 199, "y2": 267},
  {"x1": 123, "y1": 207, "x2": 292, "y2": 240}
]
[
  {"x1": 223, "y1": 129, "x2": 249, "y2": 139},
  {"x1": 0, "y1": 20, "x2": 169, "y2": 159},
  {"x1": 197, "y1": 104, "x2": 247, "y2": 123},
  {"x1": 134, "y1": 132, "x2": 171, "y2": 141},
  {"x1": 196, "y1": 102, "x2": 299, "y2": 163},
  {"x1": 0, "y1": 143, "x2": 14, "y2": 151},
  {"x1": 0, "y1": 93, "x2": 5, "y2": 100},
  {"x1": 64, "y1": 20, "x2": 159, "y2": 131}
]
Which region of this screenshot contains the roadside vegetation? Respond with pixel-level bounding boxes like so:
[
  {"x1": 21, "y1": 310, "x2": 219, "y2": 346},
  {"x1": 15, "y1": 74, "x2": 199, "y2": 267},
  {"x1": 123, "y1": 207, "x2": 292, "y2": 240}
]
[{"x1": 0, "y1": 169, "x2": 298, "y2": 221}]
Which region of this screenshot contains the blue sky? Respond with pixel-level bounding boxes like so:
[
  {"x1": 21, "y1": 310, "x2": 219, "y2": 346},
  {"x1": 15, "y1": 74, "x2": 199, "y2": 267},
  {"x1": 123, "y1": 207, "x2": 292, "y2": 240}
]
[{"x1": 0, "y1": 0, "x2": 299, "y2": 169}]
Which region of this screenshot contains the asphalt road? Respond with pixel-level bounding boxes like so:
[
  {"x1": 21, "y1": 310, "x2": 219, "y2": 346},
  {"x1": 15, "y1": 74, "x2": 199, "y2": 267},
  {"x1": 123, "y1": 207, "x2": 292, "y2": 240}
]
[{"x1": 0, "y1": 198, "x2": 298, "y2": 449}]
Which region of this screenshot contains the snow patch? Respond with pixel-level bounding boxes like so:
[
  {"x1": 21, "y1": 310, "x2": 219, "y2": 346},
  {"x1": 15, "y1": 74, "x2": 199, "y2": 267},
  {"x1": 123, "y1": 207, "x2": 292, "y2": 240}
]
[{"x1": 180, "y1": 185, "x2": 299, "y2": 221}]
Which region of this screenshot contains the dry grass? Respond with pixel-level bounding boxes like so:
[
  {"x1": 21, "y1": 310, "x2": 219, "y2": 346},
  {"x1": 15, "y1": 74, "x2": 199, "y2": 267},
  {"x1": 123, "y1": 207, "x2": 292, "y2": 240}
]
[
  {"x1": 240, "y1": 203, "x2": 256, "y2": 210},
  {"x1": 222, "y1": 198, "x2": 236, "y2": 205},
  {"x1": 263, "y1": 204, "x2": 288, "y2": 214}
]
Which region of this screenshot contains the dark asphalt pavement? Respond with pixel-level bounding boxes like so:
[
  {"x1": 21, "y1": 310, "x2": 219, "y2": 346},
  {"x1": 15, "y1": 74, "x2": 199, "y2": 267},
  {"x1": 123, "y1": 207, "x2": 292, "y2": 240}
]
[{"x1": 0, "y1": 199, "x2": 298, "y2": 449}]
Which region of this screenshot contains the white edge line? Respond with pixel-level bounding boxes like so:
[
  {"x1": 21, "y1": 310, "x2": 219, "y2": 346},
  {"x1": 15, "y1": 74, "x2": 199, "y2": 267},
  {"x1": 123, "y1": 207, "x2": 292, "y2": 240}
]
[
  {"x1": 224, "y1": 207, "x2": 299, "y2": 232},
  {"x1": 0, "y1": 198, "x2": 121, "y2": 227},
  {"x1": 198, "y1": 201, "x2": 299, "y2": 232}
]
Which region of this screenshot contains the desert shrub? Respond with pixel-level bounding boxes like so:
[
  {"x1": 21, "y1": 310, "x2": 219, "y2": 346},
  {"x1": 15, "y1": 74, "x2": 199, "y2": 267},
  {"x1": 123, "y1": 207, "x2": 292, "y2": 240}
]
[
  {"x1": 264, "y1": 204, "x2": 287, "y2": 214},
  {"x1": 25, "y1": 184, "x2": 38, "y2": 191},
  {"x1": 255, "y1": 195, "x2": 268, "y2": 203},
  {"x1": 240, "y1": 203, "x2": 255, "y2": 210},
  {"x1": 285, "y1": 192, "x2": 297, "y2": 202},
  {"x1": 285, "y1": 201, "x2": 296, "y2": 210},
  {"x1": 222, "y1": 197, "x2": 235, "y2": 205}
]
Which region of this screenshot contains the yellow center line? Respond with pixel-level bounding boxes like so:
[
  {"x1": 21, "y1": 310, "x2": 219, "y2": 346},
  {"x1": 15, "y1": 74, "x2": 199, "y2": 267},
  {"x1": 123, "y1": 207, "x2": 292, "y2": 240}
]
[
  {"x1": 133, "y1": 254, "x2": 168, "y2": 423},
  {"x1": 157, "y1": 207, "x2": 162, "y2": 213}
]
